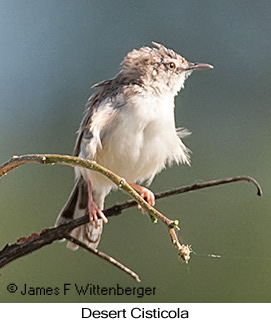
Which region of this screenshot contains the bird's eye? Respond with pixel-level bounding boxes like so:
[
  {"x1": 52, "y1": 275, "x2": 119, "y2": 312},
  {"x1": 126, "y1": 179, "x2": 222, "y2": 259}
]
[{"x1": 168, "y1": 62, "x2": 176, "y2": 70}]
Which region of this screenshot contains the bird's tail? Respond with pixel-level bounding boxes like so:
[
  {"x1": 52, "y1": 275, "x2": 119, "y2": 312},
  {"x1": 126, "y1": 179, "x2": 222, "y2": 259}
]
[{"x1": 55, "y1": 177, "x2": 103, "y2": 250}]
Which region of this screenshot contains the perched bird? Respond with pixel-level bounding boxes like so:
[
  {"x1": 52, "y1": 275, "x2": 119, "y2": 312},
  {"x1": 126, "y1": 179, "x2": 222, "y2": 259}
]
[{"x1": 56, "y1": 42, "x2": 213, "y2": 249}]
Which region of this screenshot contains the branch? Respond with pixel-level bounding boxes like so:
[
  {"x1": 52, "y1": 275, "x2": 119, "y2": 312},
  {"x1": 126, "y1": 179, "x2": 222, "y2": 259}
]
[
  {"x1": 0, "y1": 154, "x2": 262, "y2": 281},
  {"x1": 104, "y1": 175, "x2": 262, "y2": 216},
  {"x1": 0, "y1": 154, "x2": 177, "y2": 226},
  {"x1": 0, "y1": 155, "x2": 184, "y2": 254},
  {"x1": 64, "y1": 234, "x2": 141, "y2": 282}
]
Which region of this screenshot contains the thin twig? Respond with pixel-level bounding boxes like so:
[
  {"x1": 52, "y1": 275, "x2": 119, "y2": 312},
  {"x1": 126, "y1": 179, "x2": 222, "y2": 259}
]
[
  {"x1": 65, "y1": 234, "x2": 141, "y2": 282},
  {"x1": 169, "y1": 229, "x2": 191, "y2": 263},
  {"x1": 0, "y1": 154, "x2": 262, "y2": 281},
  {"x1": 0, "y1": 154, "x2": 184, "y2": 271},
  {"x1": 0, "y1": 154, "x2": 177, "y2": 226},
  {"x1": 103, "y1": 176, "x2": 262, "y2": 217},
  {"x1": 0, "y1": 175, "x2": 262, "y2": 270},
  {"x1": 0, "y1": 221, "x2": 140, "y2": 282},
  {"x1": 155, "y1": 176, "x2": 262, "y2": 197}
]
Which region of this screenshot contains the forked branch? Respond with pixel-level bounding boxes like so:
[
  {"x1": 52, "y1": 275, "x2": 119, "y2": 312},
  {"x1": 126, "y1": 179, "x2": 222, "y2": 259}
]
[{"x1": 0, "y1": 154, "x2": 262, "y2": 282}]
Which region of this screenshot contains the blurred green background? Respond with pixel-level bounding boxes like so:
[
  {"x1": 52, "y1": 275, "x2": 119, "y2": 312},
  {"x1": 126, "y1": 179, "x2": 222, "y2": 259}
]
[{"x1": 0, "y1": 0, "x2": 270, "y2": 303}]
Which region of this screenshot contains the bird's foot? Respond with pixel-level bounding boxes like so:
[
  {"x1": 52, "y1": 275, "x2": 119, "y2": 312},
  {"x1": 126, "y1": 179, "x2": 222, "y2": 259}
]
[
  {"x1": 129, "y1": 183, "x2": 155, "y2": 214},
  {"x1": 87, "y1": 181, "x2": 108, "y2": 228},
  {"x1": 88, "y1": 200, "x2": 108, "y2": 228}
]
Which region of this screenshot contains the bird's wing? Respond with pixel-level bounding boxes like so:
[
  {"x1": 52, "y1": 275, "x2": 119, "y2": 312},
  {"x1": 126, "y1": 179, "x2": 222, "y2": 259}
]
[
  {"x1": 57, "y1": 83, "x2": 116, "y2": 250},
  {"x1": 73, "y1": 80, "x2": 115, "y2": 157},
  {"x1": 73, "y1": 74, "x2": 139, "y2": 159}
]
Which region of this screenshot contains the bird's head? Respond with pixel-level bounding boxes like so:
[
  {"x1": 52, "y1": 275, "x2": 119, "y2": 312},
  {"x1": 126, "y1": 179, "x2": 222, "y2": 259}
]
[{"x1": 121, "y1": 42, "x2": 213, "y2": 96}]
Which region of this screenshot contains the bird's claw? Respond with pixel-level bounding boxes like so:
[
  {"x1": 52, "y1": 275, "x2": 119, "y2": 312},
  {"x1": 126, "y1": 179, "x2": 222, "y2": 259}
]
[
  {"x1": 130, "y1": 184, "x2": 155, "y2": 214},
  {"x1": 88, "y1": 200, "x2": 108, "y2": 228}
]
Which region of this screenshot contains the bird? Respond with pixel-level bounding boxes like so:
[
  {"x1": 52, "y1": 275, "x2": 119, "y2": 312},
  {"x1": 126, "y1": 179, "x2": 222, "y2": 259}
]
[{"x1": 55, "y1": 42, "x2": 213, "y2": 250}]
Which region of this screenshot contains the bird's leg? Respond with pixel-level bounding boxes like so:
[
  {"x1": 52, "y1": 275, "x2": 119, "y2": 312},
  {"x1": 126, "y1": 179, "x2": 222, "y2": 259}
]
[
  {"x1": 129, "y1": 183, "x2": 155, "y2": 214},
  {"x1": 87, "y1": 181, "x2": 108, "y2": 228}
]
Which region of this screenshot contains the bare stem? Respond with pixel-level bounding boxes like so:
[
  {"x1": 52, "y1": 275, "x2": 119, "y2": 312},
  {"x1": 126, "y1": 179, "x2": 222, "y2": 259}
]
[
  {"x1": 0, "y1": 154, "x2": 176, "y2": 226},
  {"x1": 0, "y1": 154, "x2": 185, "y2": 266},
  {"x1": 65, "y1": 234, "x2": 141, "y2": 282},
  {"x1": 104, "y1": 176, "x2": 262, "y2": 217},
  {"x1": 0, "y1": 154, "x2": 262, "y2": 281}
]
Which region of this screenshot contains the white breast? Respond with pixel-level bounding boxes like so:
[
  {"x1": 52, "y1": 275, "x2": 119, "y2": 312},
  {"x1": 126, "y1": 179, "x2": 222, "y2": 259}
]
[{"x1": 79, "y1": 92, "x2": 190, "y2": 194}]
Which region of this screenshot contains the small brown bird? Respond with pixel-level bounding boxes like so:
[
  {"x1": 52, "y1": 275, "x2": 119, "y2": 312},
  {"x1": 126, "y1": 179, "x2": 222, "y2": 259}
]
[{"x1": 56, "y1": 42, "x2": 213, "y2": 249}]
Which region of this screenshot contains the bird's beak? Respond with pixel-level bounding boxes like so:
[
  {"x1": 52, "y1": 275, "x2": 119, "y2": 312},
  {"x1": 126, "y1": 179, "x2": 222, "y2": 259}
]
[{"x1": 186, "y1": 62, "x2": 214, "y2": 71}]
